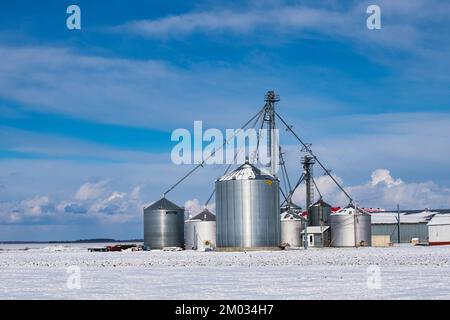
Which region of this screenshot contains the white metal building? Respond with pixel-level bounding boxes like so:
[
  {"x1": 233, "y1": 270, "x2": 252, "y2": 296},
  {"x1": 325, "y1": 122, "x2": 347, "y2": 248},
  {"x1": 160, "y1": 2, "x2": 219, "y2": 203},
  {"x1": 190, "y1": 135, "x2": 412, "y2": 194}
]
[
  {"x1": 301, "y1": 226, "x2": 330, "y2": 247},
  {"x1": 370, "y1": 211, "x2": 434, "y2": 244},
  {"x1": 428, "y1": 215, "x2": 450, "y2": 246}
]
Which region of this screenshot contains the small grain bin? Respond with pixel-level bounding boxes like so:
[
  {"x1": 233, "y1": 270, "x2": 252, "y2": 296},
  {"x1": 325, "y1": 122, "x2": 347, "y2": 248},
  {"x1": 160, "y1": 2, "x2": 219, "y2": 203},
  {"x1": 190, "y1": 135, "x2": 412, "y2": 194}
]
[
  {"x1": 185, "y1": 208, "x2": 216, "y2": 250},
  {"x1": 280, "y1": 209, "x2": 304, "y2": 248},
  {"x1": 329, "y1": 205, "x2": 372, "y2": 247},
  {"x1": 308, "y1": 199, "x2": 332, "y2": 226},
  {"x1": 143, "y1": 197, "x2": 185, "y2": 249},
  {"x1": 215, "y1": 160, "x2": 280, "y2": 250}
]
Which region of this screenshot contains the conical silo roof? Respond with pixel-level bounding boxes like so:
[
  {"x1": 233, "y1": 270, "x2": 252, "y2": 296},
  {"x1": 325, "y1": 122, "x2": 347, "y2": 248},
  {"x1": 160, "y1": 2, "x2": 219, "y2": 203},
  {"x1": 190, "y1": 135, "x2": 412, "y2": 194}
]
[
  {"x1": 217, "y1": 160, "x2": 275, "y2": 181},
  {"x1": 190, "y1": 208, "x2": 216, "y2": 221},
  {"x1": 281, "y1": 202, "x2": 302, "y2": 214},
  {"x1": 144, "y1": 197, "x2": 183, "y2": 211},
  {"x1": 334, "y1": 203, "x2": 368, "y2": 216},
  {"x1": 311, "y1": 199, "x2": 332, "y2": 208},
  {"x1": 281, "y1": 212, "x2": 303, "y2": 221}
]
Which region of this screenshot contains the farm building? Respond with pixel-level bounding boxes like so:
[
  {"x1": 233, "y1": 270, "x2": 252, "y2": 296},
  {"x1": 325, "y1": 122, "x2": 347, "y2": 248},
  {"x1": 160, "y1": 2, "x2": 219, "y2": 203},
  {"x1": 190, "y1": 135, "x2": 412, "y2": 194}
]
[
  {"x1": 301, "y1": 226, "x2": 330, "y2": 247},
  {"x1": 370, "y1": 210, "x2": 450, "y2": 244},
  {"x1": 370, "y1": 210, "x2": 435, "y2": 244},
  {"x1": 428, "y1": 215, "x2": 450, "y2": 246}
]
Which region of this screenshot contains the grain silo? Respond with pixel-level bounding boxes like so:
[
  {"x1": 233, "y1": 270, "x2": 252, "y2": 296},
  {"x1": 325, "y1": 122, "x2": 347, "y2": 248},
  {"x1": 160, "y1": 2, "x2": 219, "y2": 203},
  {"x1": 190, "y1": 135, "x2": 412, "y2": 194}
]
[
  {"x1": 143, "y1": 197, "x2": 185, "y2": 250},
  {"x1": 329, "y1": 205, "x2": 372, "y2": 247},
  {"x1": 215, "y1": 160, "x2": 280, "y2": 250},
  {"x1": 308, "y1": 199, "x2": 332, "y2": 226},
  {"x1": 185, "y1": 208, "x2": 216, "y2": 250},
  {"x1": 280, "y1": 207, "x2": 304, "y2": 248}
]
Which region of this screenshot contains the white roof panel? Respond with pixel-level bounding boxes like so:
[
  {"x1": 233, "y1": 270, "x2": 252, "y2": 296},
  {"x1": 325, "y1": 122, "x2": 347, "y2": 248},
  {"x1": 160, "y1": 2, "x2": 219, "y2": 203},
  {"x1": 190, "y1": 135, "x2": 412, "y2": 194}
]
[
  {"x1": 218, "y1": 161, "x2": 275, "y2": 181},
  {"x1": 370, "y1": 211, "x2": 436, "y2": 224},
  {"x1": 302, "y1": 226, "x2": 330, "y2": 234},
  {"x1": 427, "y1": 214, "x2": 450, "y2": 226}
]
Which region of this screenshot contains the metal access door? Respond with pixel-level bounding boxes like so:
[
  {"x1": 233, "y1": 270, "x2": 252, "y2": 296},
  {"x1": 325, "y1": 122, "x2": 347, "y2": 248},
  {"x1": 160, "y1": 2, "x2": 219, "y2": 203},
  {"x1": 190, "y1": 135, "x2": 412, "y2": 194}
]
[
  {"x1": 308, "y1": 234, "x2": 314, "y2": 247},
  {"x1": 302, "y1": 234, "x2": 314, "y2": 247}
]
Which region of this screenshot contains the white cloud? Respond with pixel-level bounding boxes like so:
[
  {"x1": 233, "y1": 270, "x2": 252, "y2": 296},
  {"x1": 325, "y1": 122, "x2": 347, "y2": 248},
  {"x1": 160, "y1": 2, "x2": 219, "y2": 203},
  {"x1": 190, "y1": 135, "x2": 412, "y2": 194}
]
[
  {"x1": 371, "y1": 169, "x2": 402, "y2": 187},
  {"x1": 1, "y1": 167, "x2": 450, "y2": 228},
  {"x1": 70, "y1": 182, "x2": 143, "y2": 223},
  {"x1": 112, "y1": 0, "x2": 450, "y2": 53},
  {"x1": 129, "y1": 186, "x2": 141, "y2": 200},
  {"x1": 184, "y1": 198, "x2": 203, "y2": 219},
  {"x1": 184, "y1": 198, "x2": 216, "y2": 220},
  {"x1": 0, "y1": 180, "x2": 144, "y2": 225},
  {"x1": 20, "y1": 196, "x2": 52, "y2": 216},
  {"x1": 74, "y1": 180, "x2": 110, "y2": 201},
  {"x1": 114, "y1": 6, "x2": 355, "y2": 41},
  {"x1": 0, "y1": 195, "x2": 55, "y2": 224},
  {"x1": 292, "y1": 169, "x2": 450, "y2": 210},
  {"x1": 110, "y1": 1, "x2": 450, "y2": 101},
  {"x1": 0, "y1": 45, "x2": 182, "y2": 128},
  {"x1": 288, "y1": 112, "x2": 450, "y2": 187},
  {"x1": 117, "y1": 11, "x2": 267, "y2": 37},
  {"x1": 0, "y1": 44, "x2": 282, "y2": 129}
]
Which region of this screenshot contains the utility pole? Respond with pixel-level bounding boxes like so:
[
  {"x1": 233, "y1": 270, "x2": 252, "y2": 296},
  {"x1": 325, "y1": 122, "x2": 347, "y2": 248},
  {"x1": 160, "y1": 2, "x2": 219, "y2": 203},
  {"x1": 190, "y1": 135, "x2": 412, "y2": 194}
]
[
  {"x1": 397, "y1": 204, "x2": 401, "y2": 244},
  {"x1": 263, "y1": 91, "x2": 279, "y2": 177},
  {"x1": 303, "y1": 217, "x2": 308, "y2": 250},
  {"x1": 354, "y1": 204, "x2": 358, "y2": 247}
]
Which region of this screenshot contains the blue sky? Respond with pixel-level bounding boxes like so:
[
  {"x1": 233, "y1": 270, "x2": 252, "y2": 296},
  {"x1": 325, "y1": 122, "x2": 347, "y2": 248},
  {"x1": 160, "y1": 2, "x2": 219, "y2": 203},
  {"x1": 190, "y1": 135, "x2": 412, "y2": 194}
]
[{"x1": 1, "y1": 0, "x2": 449, "y2": 240}]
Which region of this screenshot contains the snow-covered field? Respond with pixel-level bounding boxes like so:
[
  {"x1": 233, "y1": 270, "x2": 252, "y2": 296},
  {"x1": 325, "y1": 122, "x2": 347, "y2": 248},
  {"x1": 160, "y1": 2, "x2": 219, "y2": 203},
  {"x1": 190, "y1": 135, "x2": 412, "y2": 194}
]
[{"x1": 0, "y1": 244, "x2": 449, "y2": 299}]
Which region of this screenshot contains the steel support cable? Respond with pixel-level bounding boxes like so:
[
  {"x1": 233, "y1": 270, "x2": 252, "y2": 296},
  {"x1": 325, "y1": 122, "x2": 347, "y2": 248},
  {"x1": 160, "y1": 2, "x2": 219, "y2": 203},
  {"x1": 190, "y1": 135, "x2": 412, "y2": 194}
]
[
  {"x1": 204, "y1": 189, "x2": 216, "y2": 209},
  {"x1": 289, "y1": 174, "x2": 305, "y2": 201},
  {"x1": 275, "y1": 112, "x2": 353, "y2": 203},
  {"x1": 204, "y1": 110, "x2": 265, "y2": 208},
  {"x1": 282, "y1": 157, "x2": 293, "y2": 194},
  {"x1": 280, "y1": 163, "x2": 290, "y2": 201},
  {"x1": 279, "y1": 186, "x2": 288, "y2": 204},
  {"x1": 279, "y1": 146, "x2": 293, "y2": 199},
  {"x1": 311, "y1": 176, "x2": 323, "y2": 200},
  {"x1": 252, "y1": 112, "x2": 267, "y2": 164},
  {"x1": 278, "y1": 149, "x2": 289, "y2": 201},
  {"x1": 281, "y1": 173, "x2": 305, "y2": 207},
  {"x1": 163, "y1": 107, "x2": 265, "y2": 197}
]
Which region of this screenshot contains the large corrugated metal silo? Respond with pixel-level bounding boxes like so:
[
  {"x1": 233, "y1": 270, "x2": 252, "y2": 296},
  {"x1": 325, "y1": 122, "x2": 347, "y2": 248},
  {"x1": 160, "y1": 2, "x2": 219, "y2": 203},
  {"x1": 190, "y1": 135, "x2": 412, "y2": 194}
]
[
  {"x1": 329, "y1": 205, "x2": 372, "y2": 247},
  {"x1": 184, "y1": 208, "x2": 216, "y2": 250},
  {"x1": 143, "y1": 197, "x2": 185, "y2": 249},
  {"x1": 308, "y1": 199, "x2": 332, "y2": 226},
  {"x1": 215, "y1": 160, "x2": 280, "y2": 250}
]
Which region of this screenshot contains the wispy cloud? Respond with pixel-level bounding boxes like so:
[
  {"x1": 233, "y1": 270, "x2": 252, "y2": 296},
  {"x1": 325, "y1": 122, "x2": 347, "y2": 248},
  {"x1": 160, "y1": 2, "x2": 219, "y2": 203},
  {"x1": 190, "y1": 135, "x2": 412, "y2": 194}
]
[
  {"x1": 0, "y1": 45, "x2": 283, "y2": 129},
  {"x1": 113, "y1": 6, "x2": 353, "y2": 40},
  {"x1": 112, "y1": 0, "x2": 450, "y2": 51},
  {"x1": 110, "y1": 1, "x2": 450, "y2": 95},
  {"x1": 0, "y1": 126, "x2": 170, "y2": 162}
]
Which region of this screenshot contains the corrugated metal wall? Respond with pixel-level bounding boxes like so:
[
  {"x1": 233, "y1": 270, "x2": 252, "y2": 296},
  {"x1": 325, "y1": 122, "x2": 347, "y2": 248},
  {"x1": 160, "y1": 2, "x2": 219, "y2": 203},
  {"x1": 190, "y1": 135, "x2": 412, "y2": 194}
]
[
  {"x1": 216, "y1": 179, "x2": 280, "y2": 248},
  {"x1": 371, "y1": 223, "x2": 428, "y2": 243}
]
